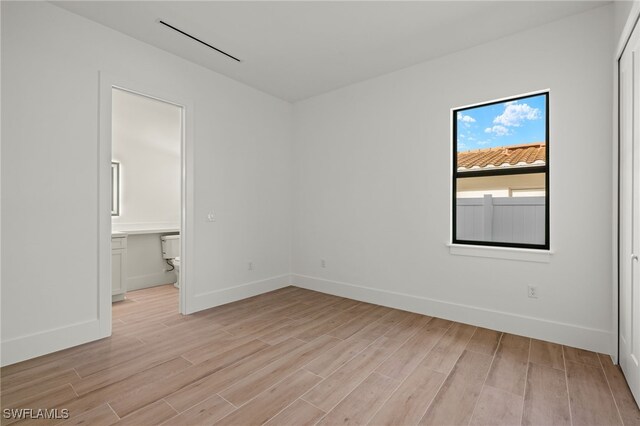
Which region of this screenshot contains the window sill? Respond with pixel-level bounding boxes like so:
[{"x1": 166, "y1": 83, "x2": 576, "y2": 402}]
[{"x1": 448, "y1": 243, "x2": 553, "y2": 263}]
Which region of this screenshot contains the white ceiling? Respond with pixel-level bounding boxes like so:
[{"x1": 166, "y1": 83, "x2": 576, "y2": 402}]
[{"x1": 54, "y1": 1, "x2": 608, "y2": 102}]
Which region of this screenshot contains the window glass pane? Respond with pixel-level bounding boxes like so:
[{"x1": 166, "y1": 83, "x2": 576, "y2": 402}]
[
  {"x1": 455, "y1": 173, "x2": 545, "y2": 245},
  {"x1": 456, "y1": 94, "x2": 547, "y2": 165}
]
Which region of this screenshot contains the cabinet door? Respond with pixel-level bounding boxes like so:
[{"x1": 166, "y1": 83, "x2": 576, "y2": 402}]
[{"x1": 112, "y1": 250, "x2": 125, "y2": 295}]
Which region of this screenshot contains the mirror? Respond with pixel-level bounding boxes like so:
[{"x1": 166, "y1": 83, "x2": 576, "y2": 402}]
[{"x1": 111, "y1": 161, "x2": 120, "y2": 216}]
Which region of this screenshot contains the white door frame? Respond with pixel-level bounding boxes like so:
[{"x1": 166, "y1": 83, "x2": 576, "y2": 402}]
[
  {"x1": 98, "y1": 72, "x2": 195, "y2": 337},
  {"x1": 614, "y1": 2, "x2": 640, "y2": 365}
]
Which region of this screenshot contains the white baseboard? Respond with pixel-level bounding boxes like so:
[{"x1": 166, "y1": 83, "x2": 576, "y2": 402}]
[
  {"x1": 187, "y1": 273, "x2": 291, "y2": 314},
  {"x1": 1, "y1": 319, "x2": 107, "y2": 367},
  {"x1": 291, "y1": 273, "x2": 612, "y2": 354},
  {"x1": 127, "y1": 272, "x2": 176, "y2": 291}
]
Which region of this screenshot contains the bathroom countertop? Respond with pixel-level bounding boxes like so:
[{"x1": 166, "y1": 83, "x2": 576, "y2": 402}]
[
  {"x1": 124, "y1": 228, "x2": 179, "y2": 235},
  {"x1": 112, "y1": 225, "x2": 179, "y2": 235}
]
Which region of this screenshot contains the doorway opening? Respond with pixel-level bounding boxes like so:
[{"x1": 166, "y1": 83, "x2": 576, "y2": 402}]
[{"x1": 110, "y1": 87, "x2": 185, "y2": 319}]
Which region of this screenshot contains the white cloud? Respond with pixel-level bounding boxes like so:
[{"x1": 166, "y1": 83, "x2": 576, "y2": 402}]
[
  {"x1": 457, "y1": 112, "x2": 476, "y2": 123},
  {"x1": 485, "y1": 125, "x2": 510, "y2": 136},
  {"x1": 493, "y1": 102, "x2": 540, "y2": 127}
]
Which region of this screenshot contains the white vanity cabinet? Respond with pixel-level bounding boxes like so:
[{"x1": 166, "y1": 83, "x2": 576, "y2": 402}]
[{"x1": 112, "y1": 233, "x2": 128, "y2": 302}]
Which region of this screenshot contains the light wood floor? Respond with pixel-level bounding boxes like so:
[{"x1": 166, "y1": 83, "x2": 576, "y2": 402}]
[{"x1": 1, "y1": 285, "x2": 639, "y2": 426}]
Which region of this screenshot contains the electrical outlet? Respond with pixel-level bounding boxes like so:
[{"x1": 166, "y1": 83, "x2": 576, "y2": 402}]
[
  {"x1": 248, "y1": 261, "x2": 253, "y2": 271},
  {"x1": 207, "y1": 211, "x2": 216, "y2": 222},
  {"x1": 528, "y1": 285, "x2": 538, "y2": 298},
  {"x1": 320, "y1": 259, "x2": 326, "y2": 268}
]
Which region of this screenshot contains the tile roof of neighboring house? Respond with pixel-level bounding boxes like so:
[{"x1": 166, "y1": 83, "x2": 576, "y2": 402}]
[{"x1": 457, "y1": 142, "x2": 546, "y2": 171}]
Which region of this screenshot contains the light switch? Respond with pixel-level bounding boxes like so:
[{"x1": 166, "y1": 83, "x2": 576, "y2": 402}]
[{"x1": 207, "y1": 211, "x2": 215, "y2": 222}]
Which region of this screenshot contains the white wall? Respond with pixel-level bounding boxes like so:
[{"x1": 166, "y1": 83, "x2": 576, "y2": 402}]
[
  {"x1": 1, "y1": 1, "x2": 292, "y2": 365},
  {"x1": 292, "y1": 5, "x2": 615, "y2": 353},
  {"x1": 112, "y1": 88, "x2": 181, "y2": 229}
]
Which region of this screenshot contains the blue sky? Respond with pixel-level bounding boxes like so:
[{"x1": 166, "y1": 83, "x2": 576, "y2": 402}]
[{"x1": 456, "y1": 94, "x2": 546, "y2": 152}]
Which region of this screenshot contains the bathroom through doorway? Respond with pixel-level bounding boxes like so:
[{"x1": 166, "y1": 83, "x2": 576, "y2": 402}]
[{"x1": 109, "y1": 86, "x2": 185, "y2": 319}]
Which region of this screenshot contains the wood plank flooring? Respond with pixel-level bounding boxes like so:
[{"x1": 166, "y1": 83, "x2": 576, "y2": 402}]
[{"x1": 1, "y1": 284, "x2": 639, "y2": 425}]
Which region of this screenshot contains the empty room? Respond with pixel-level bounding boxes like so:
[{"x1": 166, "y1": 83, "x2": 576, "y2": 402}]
[{"x1": 2, "y1": 1, "x2": 640, "y2": 425}]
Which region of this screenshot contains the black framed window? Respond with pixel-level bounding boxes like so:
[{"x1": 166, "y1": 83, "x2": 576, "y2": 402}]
[{"x1": 452, "y1": 92, "x2": 549, "y2": 250}]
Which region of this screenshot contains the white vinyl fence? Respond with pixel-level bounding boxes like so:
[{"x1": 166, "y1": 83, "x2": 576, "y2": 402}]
[{"x1": 456, "y1": 195, "x2": 545, "y2": 245}]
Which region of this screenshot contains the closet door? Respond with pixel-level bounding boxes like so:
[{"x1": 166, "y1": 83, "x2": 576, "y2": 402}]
[{"x1": 620, "y1": 22, "x2": 640, "y2": 404}]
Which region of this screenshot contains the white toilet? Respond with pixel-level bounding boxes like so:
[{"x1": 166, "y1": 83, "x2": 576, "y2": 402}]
[{"x1": 160, "y1": 234, "x2": 180, "y2": 288}]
